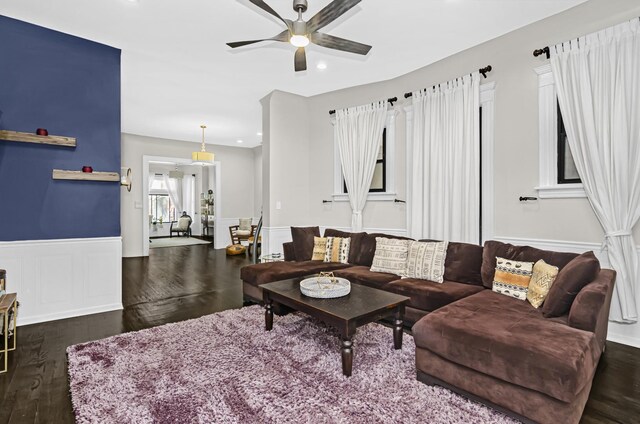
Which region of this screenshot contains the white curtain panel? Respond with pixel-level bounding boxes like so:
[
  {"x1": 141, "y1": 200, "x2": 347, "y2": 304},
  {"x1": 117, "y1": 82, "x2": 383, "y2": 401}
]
[
  {"x1": 162, "y1": 175, "x2": 183, "y2": 218},
  {"x1": 408, "y1": 73, "x2": 480, "y2": 243},
  {"x1": 182, "y1": 174, "x2": 196, "y2": 218},
  {"x1": 335, "y1": 101, "x2": 388, "y2": 231},
  {"x1": 551, "y1": 17, "x2": 640, "y2": 323}
]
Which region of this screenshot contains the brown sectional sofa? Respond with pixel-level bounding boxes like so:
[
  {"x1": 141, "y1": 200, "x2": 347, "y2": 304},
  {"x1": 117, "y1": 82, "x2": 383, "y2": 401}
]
[{"x1": 240, "y1": 228, "x2": 616, "y2": 424}]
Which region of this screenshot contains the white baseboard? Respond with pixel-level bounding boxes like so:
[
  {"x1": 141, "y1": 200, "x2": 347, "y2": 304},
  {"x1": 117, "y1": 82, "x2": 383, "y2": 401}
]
[
  {"x1": 19, "y1": 303, "x2": 123, "y2": 326},
  {"x1": 495, "y1": 235, "x2": 640, "y2": 349},
  {"x1": 0, "y1": 237, "x2": 123, "y2": 326}
]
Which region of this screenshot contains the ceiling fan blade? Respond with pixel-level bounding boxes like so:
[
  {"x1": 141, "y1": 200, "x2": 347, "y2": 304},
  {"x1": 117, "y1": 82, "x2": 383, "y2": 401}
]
[
  {"x1": 227, "y1": 30, "x2": 289, "y2": 48},
  {"x1": 294, "y1": 48, "x2": 307, "y2": 72},
  {"x1": 248, "y1": 0, "x2": 292, "y2": 30},
  {"x1": 307, "y1": 0, "x2": 361, "y2": 33},
  {"x1": 310, "y1": 32, "x2": 371, "y2": 55}
]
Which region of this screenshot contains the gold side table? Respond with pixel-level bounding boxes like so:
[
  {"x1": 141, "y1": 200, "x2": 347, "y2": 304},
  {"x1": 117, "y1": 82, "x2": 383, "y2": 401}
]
[{"x1": 0, "y1": 293, "x2": 17, "y2": 374}]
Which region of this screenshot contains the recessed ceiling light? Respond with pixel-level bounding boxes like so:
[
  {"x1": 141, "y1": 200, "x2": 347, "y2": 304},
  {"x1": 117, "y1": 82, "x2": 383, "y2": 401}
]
[
  {"x1": 317, "y1": 62, "x2": 327, "y2": 70},
  {"x1": 237, "y1": 140, "x2": 244, "y2": 144},
  {"x1": 257, "y1": 132, "x2": 262, "y2": 136}
]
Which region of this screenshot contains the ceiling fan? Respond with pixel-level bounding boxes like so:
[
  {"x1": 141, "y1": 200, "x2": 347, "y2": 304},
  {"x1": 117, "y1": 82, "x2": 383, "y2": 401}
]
[{"x1": 227, "y1": 0, "x2": 372, "y2": 72}]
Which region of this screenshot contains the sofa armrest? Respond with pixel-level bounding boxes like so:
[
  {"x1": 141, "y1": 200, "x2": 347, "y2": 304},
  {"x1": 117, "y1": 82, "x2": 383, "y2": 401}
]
[
  {"x1": 568, "y1": 269, "x2": 616, "y2": 350},
  {"x1": 283, "y1": 242, "x2": 296, "y2": 262}
]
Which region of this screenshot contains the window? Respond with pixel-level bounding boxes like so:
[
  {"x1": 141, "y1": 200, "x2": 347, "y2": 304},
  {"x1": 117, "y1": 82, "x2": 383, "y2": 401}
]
[
  {"x1": 148, "y1": 176, "x2": 177, "y2": 222},
  {"x1": 556, "y1": 102, "x2": 581, "y2": 184},
  {"x1": 535, "y1": 64, "x2": 586, "y2": 198},
  {"x1": 342, "y1": 129, "x2": 387, "y2": 193},
  {"x1": 333, "y1": 110, "x2": 397, "y2": 201}
]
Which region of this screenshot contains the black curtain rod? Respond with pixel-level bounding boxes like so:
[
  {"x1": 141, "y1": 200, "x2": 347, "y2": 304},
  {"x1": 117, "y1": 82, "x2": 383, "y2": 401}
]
[
  {"x1": 533, "y1": 46, "x2": 550, "y2": 59},
  {"x1": 329, "y1": 97, "x2": 398, "y2": 116},
  {"x1": 403, "y1": 65, "x2": 493, "y2": 99}
]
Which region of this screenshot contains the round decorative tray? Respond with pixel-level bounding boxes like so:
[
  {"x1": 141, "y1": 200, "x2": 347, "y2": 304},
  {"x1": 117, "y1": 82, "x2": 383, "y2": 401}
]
[{"x1": 300, "y1": 276, "x2": 351, "y2": 299}]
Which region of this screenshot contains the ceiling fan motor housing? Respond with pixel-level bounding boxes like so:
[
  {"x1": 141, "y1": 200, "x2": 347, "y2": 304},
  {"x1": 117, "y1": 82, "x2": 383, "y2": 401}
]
[{"x1": 293, "y1": 0, "x2": 308, "y2": 13}]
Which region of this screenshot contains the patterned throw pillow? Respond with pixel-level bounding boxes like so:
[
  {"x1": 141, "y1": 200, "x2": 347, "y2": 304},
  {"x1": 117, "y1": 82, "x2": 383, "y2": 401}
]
[
  {"x1": 404, "y1": 241, "x2": 448, "y2": 283},
  {"x1": 370, "y1": 237, "x2": 409, "y2": 276},
  {"x1": 527, "y1": 259, "x2": 559, "y2": 308},
  {"x1": 492, "y1": 257, "x2": 534, "y2": 300},
  {"x1": 312, "y1": 237, "x2": 327, "y2": 261},
  {"x1": 324, "y1": 237, "x2": 350, "y2": 264}
]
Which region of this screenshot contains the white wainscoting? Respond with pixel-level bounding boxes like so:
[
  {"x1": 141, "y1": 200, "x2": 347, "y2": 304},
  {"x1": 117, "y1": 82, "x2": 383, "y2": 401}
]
[
  {"x1": 0, "y1": 237, "x2": 123, "y2": 326},
  {"x1": 495, "y1": 236, "x2": 640, "y2": 349}
]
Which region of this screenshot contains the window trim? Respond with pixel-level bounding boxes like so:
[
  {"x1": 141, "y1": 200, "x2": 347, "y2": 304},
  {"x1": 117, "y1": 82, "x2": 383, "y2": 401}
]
[
  {"x1": 332, "y1": 109, "x2": 397, "y2": 202},
  {"x1": 534, "y1": 63, "x2": 586, "y2": 199}
]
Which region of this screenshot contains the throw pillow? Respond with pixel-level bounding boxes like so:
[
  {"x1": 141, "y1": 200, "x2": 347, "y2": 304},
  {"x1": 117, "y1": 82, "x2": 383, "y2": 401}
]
[
  {"x1": 526, "y1": 259, "x2": 559, "y2": 308},
  {"x1": 404, "y1": 241, "x2": 448, "y2": 283},
  {"x1": 370, "y1": 237, "x2": 409, "y2": 276},
  {"x1": 324, "y1": 237, "x2": 351, "y2": 264},
  {"x1": 492, "y1": 257, "x2": 534, "y2": 300},
  {"x1": 542, "y1": 251, "x2": 600, "y2": 318},
  {"x1": 312, "y1": 237, "x2": 327, "y2": 261},
  {"x1": 290, "y1": 226, "x2": 321, "y2": 261},
  {"x1": 239, "y1": 218, "x2": 252, "y2": 232},
  {"x1": 176, "y1": 217, "x2": 190, "y2": 231}
]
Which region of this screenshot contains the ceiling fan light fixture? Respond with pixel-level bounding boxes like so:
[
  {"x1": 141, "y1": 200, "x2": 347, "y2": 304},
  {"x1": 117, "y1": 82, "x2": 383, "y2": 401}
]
[{"x1": 290, "y1": 35, "x2": 310, "y2": 48}]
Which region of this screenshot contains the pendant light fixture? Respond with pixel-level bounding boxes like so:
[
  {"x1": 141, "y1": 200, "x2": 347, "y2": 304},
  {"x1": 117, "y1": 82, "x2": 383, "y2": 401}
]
[{"x1": 192, "y1": 125, "x2": 215, "y2": 166}]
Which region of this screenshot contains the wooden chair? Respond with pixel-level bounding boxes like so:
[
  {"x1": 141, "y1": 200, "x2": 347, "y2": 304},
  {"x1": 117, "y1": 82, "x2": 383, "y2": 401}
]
[
  {"x1": 229, "y1": 224, "x2": 259, "y2": 255},
  {"x1": 170, "y1": 213, "x2": 192, "y2": 237}
]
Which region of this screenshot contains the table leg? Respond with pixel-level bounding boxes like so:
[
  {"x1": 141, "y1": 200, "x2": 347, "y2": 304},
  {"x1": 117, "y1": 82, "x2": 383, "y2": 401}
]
[
  {"x1": 393, "y1": 307, "x2": 404, "y2": 350},
  {"x1": 10, "y1": 301, "x2": 16, "y2": 352},
  {"x1": 341, "y1": 337, "x2": 353, "y2": 377},
  {"x1": 265, "y1": 299, "x2": 273, "y2": 331}
]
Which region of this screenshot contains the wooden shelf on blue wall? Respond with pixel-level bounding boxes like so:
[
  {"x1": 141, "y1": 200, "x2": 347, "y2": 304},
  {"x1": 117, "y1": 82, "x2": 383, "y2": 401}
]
[
  {"x1": 0, "y1": 130, "x2": 76, "y2": 147},
  {"x1": 52, "y1": 169, "x2": 120, "y2": 182}
]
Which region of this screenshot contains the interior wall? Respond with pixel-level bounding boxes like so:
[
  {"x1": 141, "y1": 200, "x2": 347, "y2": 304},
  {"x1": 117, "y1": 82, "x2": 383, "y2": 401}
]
[
  {"x1": 121, "y1": 133, "x2": 256, "y2": 257},
  {"x1": 0, "y1": 15, "x2": 121, "y2": 241},
  {"x1": 303, "y1": 0, "x2": 640, "y2": 243},
  {"x1": 253, "y1": 145, "x2": 263, "y2": 218},
  {"x1": 261, "y1": 91, "x2": 312, "y2": 228}
]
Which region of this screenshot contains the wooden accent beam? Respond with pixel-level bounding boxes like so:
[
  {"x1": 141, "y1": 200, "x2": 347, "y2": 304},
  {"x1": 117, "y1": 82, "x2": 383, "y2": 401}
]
[
  {"x1": 52, "y1": 169, "x2": 120, "y2": 182},
  {"x1": 0, "y1": 130, "x2": 76, "y2": 147}
]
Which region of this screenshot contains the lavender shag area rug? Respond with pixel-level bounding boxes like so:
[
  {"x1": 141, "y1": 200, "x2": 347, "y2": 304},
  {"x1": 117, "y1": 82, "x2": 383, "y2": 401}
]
[{"x1": 67, "y1": 305, "x2": 517, "y2": 424}]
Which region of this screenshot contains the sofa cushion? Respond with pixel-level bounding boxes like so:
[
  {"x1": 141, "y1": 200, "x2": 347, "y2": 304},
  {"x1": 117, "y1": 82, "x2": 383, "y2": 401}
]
[
  {"x1": 354, "y1": 233, "x2": 413, "y2": 267},
  {"x1": 332, "y1": 266, "x2": 399, "y2": 289},
  {"x1": 527, "y1": 259, "x2": 559, "y2": 308},
  {"x1": 324, "y1": 236, "x2": 351, "y2": 264},
  {"x1": 405, "y1": 241, "x2": 448, "y2": 283},
  {"x1": 241, "y1": 261, "x2": 352, "y2": 287},
  {"x1": 291, "y1": 227, "x2": 321, "y2": 261},
  {"x1": 481, "y1": 240, "x2": 578, "y2": 289},
  {"x1": 311, "y1": 237, "x2": 327, "y2": 261},
  {"x1": 412, "y1": 290, "x2": 601, "y2": 403},
  {"x1": 386, "y1": 279, "x2": 484, "y2": 312},
  {"x1": 370, "y1": 237, "x2": 409, "y2": 276},
  {"x1": 323, "y1": 229, "x2": 366, "y2": 265},
  {"x1": 443, "y1": 242, "x2": 484, "y2": 286},
  {"x1": 542, "y1": 251, "x2": 600, "y2": 318},
  {"x1": 492, "y1": 257, "x2": 534, "y2": 301}
]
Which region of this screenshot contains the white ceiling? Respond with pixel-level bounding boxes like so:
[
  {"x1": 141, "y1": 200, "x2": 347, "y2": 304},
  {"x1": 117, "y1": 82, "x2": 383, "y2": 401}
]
[{"x1": 0, "y1": 0, "x2": 587, "y2": 148}]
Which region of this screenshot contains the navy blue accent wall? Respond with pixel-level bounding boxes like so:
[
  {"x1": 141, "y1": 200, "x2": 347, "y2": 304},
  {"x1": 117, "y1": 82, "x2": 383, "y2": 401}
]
[{"x1": 0, "y1": 16, "x2": 121, "y2": 241}]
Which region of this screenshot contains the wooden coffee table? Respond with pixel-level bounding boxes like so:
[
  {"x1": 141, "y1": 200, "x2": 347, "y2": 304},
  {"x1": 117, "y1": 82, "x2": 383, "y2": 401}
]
[{"x1": 261, "y1": 277, "x2": 410, "y2": 377}]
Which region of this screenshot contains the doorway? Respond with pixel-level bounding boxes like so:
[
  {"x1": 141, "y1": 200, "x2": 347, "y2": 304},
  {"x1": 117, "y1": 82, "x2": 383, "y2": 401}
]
[{"x1": 142, "y1": 155, "x2": 221, "y2": 256}]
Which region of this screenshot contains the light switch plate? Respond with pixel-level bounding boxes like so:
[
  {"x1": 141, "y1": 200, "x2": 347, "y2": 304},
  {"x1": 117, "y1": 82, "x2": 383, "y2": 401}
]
[{"x1": 276, "y1": 201, "x2": 282, "y2": 210}]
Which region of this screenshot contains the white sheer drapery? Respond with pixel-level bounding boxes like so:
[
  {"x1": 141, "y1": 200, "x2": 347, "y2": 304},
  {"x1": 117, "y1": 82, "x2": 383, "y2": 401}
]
[
  {"x1": 334, "y1": 101, "x2": 388, "y2": 231},
  {"x1": 162, "y1": 175, "x2": 183, "y2": 218},
  {"x1": 182, "y1": 174, "x2": 196, "y2": 219},
  {"x1": 551, "y1": 17, "x2": 640, "y2": 323},
  {"x1": 407, "y1": 73, "x2": 481, "y2": 243}
]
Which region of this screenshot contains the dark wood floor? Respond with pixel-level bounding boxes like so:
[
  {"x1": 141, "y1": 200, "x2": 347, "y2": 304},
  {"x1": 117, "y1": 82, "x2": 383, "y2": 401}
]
[{"x1": 0, "y1": 244, "x2": 638, "y2": 423}]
